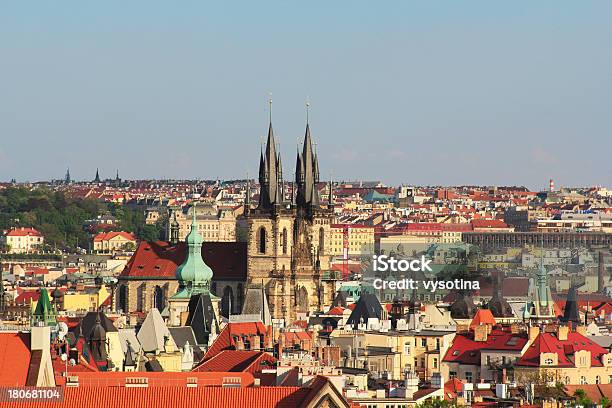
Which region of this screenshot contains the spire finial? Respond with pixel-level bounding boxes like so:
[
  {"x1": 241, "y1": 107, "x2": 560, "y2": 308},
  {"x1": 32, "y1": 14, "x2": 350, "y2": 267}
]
[
  {"x1": 306, "y1": 98, "x2": 310, "y2": 125},
  {"x1": 268, "y1": 92, "x2": 273, "y2": 123},
  {"x1": 191, "y1": 202, "x2": 197, "y2": 227}
]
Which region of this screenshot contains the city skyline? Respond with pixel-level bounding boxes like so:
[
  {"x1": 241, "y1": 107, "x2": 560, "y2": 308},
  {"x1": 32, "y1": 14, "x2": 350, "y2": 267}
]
[{"x1": 1, "y1": 2, "x2": 611, "y2": 188}]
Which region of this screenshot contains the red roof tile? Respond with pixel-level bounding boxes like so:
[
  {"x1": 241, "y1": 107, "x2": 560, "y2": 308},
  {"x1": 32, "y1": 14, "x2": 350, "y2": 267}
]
[
  {"x1": 193, "y1": 350, "x2": 276, "y2": 374},
  {"x1": 517, "y1": 330, "x2": 608, "y2": 367},
  {"x1": 120, "y1": 241, "x2": 246, "y2": 280},
  {"x1": 444, "y1": 328, "x2": 528, "y2": 365},
  {"x1": 0, "y1": 386, "x2": 314, "y2": 408},
  {"x1": 0, "y1": 332, "x2": 31, "y2": 386}
]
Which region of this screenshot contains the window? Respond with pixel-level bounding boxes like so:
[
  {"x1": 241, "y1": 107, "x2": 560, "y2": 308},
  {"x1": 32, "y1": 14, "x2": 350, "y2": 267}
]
[
  {"x1": 433, "y1": 358, "x2": 438, "y2": 369},
  {"x1": 466, "y1": 372, "x2": 473, "y2": 383},
  {"x1": 404, "y1": 343, "x2": 410, "y2": 355},
  {"x1": 544, "y1": 358, "x2": 553, "y2": 365},
  {"x1": 580, "y1": 376, "x2": 587, "y2": 385},
  {"x1": 596, "y1": 376, "x2": 601, "y2": 384},
  {"x1": 421, "y1": 339, "x2": 427, "y2": 347},
  {"x1": 258, "y1": 227, "x2": 266, "y2": 254},
  {"x1": 281, "y1": 228, "x2": 288, "y2": 254}
]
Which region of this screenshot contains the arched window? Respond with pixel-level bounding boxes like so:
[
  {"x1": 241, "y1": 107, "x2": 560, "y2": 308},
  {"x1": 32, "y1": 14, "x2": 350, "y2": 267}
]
[
  {"x1": 221, "y1": 286, "x2": 234, "y2": 317},
  {"x1": 318, "y1": 227, "x2": 325, "y2": 255},
  {"x1": 258, "y1": 227, "x2": 266, "y2": 254},
  {"x1": 118, "y1": 285, "x2": 128, "y2": 313},
  {"x1": 154, "y1": 285, "x2": 165, "y2": 311},
  {"x1": 580, "y1": 376, "x2": 587, "y2": 385},
  {"x1": 596, "y1": 376, "x2": 601, "y2": 384},
  {"x1": 282, "y1": 228, "x2": 288, "y2": 254}
]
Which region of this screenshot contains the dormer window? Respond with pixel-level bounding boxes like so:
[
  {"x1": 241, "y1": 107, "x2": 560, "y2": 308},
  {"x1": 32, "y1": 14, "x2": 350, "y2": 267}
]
[{"x1": 544, "y1": 358, "x2": 553, "y2": 365}]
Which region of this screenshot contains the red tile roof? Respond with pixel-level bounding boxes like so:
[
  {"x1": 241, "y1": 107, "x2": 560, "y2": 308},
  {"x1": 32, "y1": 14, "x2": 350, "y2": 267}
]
[
  {"x1": 120, "y1": 241, "x2": 246, "y2": 280},
  {"x1": 0, "y1": 386, "x2": 314, "y2": 408},
  {"x1": 469, "y1": 309, "x2": 496, "y2": 330},
  {"x1": 443, "y1": 328, "x2": 528, "y2": 365},
  {"x1": 5, "y1": 227, "x2": 42, "y2": 237},
  {"x1": 193, "y1": 350, "x2": 276, "y2": 374},
  {"x1": 517, "y1": 330, "x2": 608, "y2": 367},
  {"x1": 205, "y1": 322, "x2": 270, "y2": 359},
  {"x1": 0, "y1": 332, "x2": 31, "y2": 386},
  {"x1": 55, "y1": 370, "x2": 255, "y2": 387},
  {"x1": 93, "y1": 231, "x2": 136, "y2": 242}
]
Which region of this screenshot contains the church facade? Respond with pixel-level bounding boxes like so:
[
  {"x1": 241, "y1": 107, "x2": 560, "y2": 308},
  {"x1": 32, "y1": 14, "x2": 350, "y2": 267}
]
[{"x1": 238, "y1": 119, "x2": 336, "y2": 323}]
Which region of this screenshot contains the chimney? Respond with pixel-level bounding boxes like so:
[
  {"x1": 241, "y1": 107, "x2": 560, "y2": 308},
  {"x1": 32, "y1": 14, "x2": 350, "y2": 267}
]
[
  {"x1": 529, "y1": 326, "x2": 540, "y2": 342},
  {"x1": 404, "y1": 371, "x2": 419, "y2": 400},
  {"x1": 474, "y1": 325, "x2": 488, "y2": 342},
  {"x1": 66, "y1": 376, "x2": 79, "y2": 387},
  {"x1": 186, "y1": 377, "x2": 198, "y2": 388},
  {"x1": 557, "y1": 325, "x2": 569, "y2": 341}
]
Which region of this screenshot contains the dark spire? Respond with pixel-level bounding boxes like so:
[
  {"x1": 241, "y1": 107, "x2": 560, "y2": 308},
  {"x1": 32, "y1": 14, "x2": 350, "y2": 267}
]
[
  {"x1": 256, "y1": 99, "x2": 284, "y2": 212},
  {"x1": 65, "y1": 168, "x2": 71, "y2": 184},
  {"x1": 124, "y1": 339, "x2": 135, "y2": 368},
  {"x1": 296, "y1": 122, "x2": 320, "y2": 213},
  {"x1": 562, "y1": 284, "x2": 581, "y2": 326},
  {"x1": 94, "y1": 168, "x2": 100, "y2": 183}
]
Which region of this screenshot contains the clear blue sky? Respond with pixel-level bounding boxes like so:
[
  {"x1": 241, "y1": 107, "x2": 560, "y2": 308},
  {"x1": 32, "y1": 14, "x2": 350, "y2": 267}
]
[{"x1": 1, "y1": 1, "x2": 610, "y2": 189}]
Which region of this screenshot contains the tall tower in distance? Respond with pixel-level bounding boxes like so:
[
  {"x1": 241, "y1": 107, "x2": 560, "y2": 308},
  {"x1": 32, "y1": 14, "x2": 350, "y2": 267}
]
[{"x1": 239, "y1": 99, "x2": 334, "y2": 324}]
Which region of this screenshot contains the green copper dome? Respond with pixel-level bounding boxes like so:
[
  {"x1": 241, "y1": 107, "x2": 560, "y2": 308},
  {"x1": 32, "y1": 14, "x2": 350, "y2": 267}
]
[{"x1": 175, "y1": 205, "x2": 213, "y2": 293}]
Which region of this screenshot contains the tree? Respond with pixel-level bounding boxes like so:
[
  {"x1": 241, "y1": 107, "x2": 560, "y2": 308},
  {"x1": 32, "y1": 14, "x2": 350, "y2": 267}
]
[{"x1": 574, "y1": 389, "x2": 593, "y2": 407}]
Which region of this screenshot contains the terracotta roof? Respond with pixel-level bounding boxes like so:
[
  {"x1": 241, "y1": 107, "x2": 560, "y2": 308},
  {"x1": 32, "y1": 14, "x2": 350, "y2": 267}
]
[
  {"x1": 55, "y1": 370, "x2": 255, "y2": 387},
  {"x1": 517, "y1": 330, "x2": 608, "y2": 367},
  {"x1": 204, "y1": 322, "x2": 270, "y2": 359},
  {"x1": 5, "y1": 227, "x2": 42, "y2": 237},
  {"x1": 0, "y1": 386, "x2": 315, "y2": 408},
  {"x1": 120, "y1": 241, "x2": 246, "y2": 280},
  {"x1": 444, "y1": 377, "x2": 463, "y2": 400},
  {"x1": 469, "y1": 309, "x2": 496, "y2": 330},
  {"x1": 93, "y1": 231, "x2": 137, "y2": 242},
  {"x1": 443, "y1": 328, "x2": 528, "y2": 365},
  {"x1": 0, "y1": 332, "x2": 31, "y2": 386},
  {"x1": 193, "y1": 350, "x2": 276, "y2": 374}
]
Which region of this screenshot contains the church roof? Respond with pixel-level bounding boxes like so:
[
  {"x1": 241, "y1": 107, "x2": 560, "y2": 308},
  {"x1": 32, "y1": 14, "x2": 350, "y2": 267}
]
[{"x1": 120, "y1": 241, "x2": 246, "y2": 281}]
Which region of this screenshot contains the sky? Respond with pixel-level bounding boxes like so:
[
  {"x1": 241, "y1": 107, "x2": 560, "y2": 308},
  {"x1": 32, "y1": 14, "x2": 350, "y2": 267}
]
[{"x1": 0, "y1": 1, "x2": 611, "y2": 190}]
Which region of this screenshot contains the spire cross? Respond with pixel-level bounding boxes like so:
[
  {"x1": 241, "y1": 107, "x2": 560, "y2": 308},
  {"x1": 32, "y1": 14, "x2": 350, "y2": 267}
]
[
  {"x1": 268, "y1": 93, "x2": 273, "y2": 123},
  {"x1": 305, "y1": 99, "x2": 310, "y2": 124}
]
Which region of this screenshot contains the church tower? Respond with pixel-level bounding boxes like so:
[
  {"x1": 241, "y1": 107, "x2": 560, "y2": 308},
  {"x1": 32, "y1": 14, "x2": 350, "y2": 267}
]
[{"x1": 241, "y1": 102, "x2": 334, "y2": 323}]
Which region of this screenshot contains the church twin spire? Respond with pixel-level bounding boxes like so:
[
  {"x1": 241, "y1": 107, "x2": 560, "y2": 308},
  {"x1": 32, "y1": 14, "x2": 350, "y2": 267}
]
[{"x1": 257, "y1": 100, "x2": 320, "y2": 214}]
